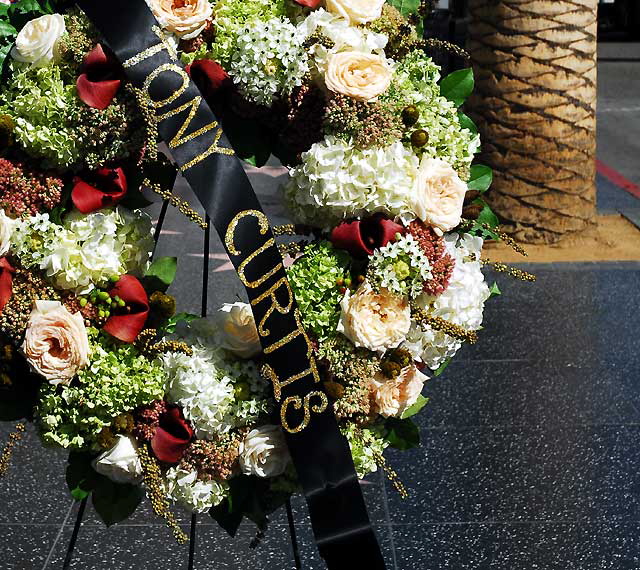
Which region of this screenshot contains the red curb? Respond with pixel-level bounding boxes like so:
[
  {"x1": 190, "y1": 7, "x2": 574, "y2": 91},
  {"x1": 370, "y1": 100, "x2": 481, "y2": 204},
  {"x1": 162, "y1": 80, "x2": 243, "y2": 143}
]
[{"x1": 596, "y1": 159, "x2": 640, "y2": 200}]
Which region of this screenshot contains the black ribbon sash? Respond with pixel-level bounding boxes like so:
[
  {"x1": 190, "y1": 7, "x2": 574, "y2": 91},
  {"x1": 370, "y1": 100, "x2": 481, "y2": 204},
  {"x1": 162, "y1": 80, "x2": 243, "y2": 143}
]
[{"x1": 76, "y1": 1, "x2": 386, "y2": 567}]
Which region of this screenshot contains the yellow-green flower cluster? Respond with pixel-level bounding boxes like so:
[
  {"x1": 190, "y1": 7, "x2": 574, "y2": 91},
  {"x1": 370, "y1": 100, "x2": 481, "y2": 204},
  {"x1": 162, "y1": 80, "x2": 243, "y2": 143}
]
[{"x1": 37, "y1": 329, "x2": 166, "y2": 450}]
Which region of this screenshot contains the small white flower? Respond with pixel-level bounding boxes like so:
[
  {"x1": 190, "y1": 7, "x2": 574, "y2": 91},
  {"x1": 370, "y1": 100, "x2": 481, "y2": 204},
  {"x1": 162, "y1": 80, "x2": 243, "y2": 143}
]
[
  {"x1": 93, "y1": 435, "x2": 143, "y2": 484},
  {"x1": 11, "y1": 14, "x2": 66, "y2": 67},
  {"x1": 0, "y1": 209, "x2": 18, "y2": 257},
  {"x1": 165, "y1": 467, "x2": 228, "y2": 513},
  {"x1": 239, "y1": 425, "x2": 290, "y2": 478}
]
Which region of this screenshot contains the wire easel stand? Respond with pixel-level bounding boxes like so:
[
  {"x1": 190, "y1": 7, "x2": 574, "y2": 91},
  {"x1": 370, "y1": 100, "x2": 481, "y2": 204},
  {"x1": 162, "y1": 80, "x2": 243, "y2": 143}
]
[{"x1": 61, "y1": 203, "x2": 303, "y2": 569}]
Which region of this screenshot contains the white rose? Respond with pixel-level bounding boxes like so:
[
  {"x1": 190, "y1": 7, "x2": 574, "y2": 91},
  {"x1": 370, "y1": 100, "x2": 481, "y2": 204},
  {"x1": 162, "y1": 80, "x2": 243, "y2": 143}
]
[
  {"x1": 325, "y1": 51, "x2": 392, "y2": 102},
  {"x1": 93, "y1": 435, "x2": 143, "y2": 484},
  {"x1": 411, "y1": 157, "x2": 468, "y2": 236},
  {"x1": 146, "y1": 0, "x2": 212, "y2": 39},
  {"x1": 22, "y1": 300, "x2": 89, "y2": 385},
  {"x1": 239, "y1": 425, "x2": 290, "y2": 478},
  {"x1": 325, "y1": 0, "x2": 386, "y2": 24},
  {"x1": 370, "y1": 365, "x2": 428, "y2": 418},
  {"x1": 214, "y1": 302, "x2": 262, "y2": 359},
  {"x1": 11, "y1": 14, "x2": 66, "y2": 67},
  {"x1": 0, "y1": 209, "x2": 17, "y2": 257},
  {"x1": 338, "y1": 282, "x2": 411, "y2": 353}
]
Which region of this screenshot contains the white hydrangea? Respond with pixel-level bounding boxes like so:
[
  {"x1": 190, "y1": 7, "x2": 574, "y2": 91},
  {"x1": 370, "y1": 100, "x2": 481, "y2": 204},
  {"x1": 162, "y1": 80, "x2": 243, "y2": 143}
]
[
  {"x1": 368, "y1": 234, "x2": 432, "y2": 300},
  {"x1": 11, "y1": 208, "x2": 153, "y2": 294},
  {"x1": 342, "y1": 424, "x2": 388, "y2": 479},
  {"x1": 403, "y1": 233, "x2": 491, "y2": 369},
  {"x1": 284, "y1": 136, "x2": 419, "y2": 228},
  {"x1": 229, "y1": 17, "x2": 309, "y2": 106},
  {"x1": 162, "y1": 320, "x2": 271, "y2": 439},
  {"x1": 164, "y1": 467, "x2": 228, "y2": 513},
  {"x1": 298, "y1": 8, "x2": 388, "y2": 74}
]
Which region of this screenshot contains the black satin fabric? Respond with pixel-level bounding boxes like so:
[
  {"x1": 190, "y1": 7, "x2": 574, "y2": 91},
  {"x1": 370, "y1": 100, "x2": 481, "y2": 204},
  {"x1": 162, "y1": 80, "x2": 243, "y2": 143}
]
[{"x1": 75, "y1": 1, "x2": 387, "y2": 568}]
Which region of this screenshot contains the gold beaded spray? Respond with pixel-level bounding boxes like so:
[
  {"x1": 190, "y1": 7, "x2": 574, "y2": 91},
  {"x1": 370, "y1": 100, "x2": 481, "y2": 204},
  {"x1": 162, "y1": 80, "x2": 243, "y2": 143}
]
[
  {"x1": 482, "y1": 260, "x2": 537, "y2": 283},
  {"x1": 138, "y1": 444, "x2": 189, "y2": 544},
  {"x1": 0, "y1": 423, "x2": 26, "y2": 478},
  {"x1": 411, "y1": 306, "x2": 479, "y2": 344},
  {"x1": 143, "y1": 178, "x2": 208, "y2": 229}
]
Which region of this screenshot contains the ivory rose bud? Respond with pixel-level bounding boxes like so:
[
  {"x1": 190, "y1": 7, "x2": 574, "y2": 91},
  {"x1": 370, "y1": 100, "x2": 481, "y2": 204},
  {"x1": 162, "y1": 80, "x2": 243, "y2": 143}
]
[
  {"x1": 146, "y1": 0, "x2": 212, "y2": 39},
  {"x1": 325, "y1": 0, "x2": 386, "y2": 24},
  {"x1": 325, "y1": 51, "x2": 392, "y2": 102},
  {"x1": 0, "y1": 209, "x2": 17, "y2": 257},
  {"x1": 338, "y1": 282, "x2": 410, "y2": 353},
  {"x1": 214, "y1": 302, "x2": 262, "y2": 359},
  {"x1": 239, "y1": 425, "x2": 290, "y2": 478},
  {"x1": 11, "y1": 14, "x2": 66, "y2": 66},
  {"x1": 370, "y1": 365, "x2": 428, "y2": 418},
  {"x1": 411, "y1": 157, "x2": 467, "y2": 236},
  {"x1": 22, "y1": 300, "x2": 89, "y2": 385},
  {"x1": 93, "y1": 435, "x2": 143, "y2": 484}
]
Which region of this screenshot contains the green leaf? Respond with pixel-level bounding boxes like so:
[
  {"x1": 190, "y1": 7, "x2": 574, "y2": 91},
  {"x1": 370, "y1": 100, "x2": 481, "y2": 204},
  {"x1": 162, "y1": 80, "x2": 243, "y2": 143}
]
[
  {"x1": 440, "y1": 68, "x2": 474, "y2": 107},
  {"x1": 164, "y1": 312, "x2": 199, "y2": 334},
  {"x1": 433, "y1": 357, "x2": 452, "y2": 377},
  {"x1": 66, "y1": 452, "x2": 100, "y2": 501},
  {"x1": 489, "y1": 282, "x2": 502, "y2": 298},
  {"x1": 143, "y1": 257, "x2": 177, "y2": 292},
  {"x1": 400, "y1": 394, "x2": 429, "y2": 419},
  {"x1": 386, "y1": 0, "x2": 421, "y2": 18},
  {"x1": 458, "y1": 111, "x2": 478, "y2": 134},
  {"x1": 386, "y1": 418, "x2": 420, "y2": 450},
  {"x1": 467, "y1": 165, "x2": 493, "y2": 193},
  {"x1": 0, "y1": 20, "x2": 16, "y2": 37},
  {"x1": 476, "y1": 201, "x2": 500, "y2": 229},
  {"x1": 0, "y1": 4, "x2": 9, "y2": 17},
  {"x1": 92, "y1": 478, "x2": 143, "y2": 526}
]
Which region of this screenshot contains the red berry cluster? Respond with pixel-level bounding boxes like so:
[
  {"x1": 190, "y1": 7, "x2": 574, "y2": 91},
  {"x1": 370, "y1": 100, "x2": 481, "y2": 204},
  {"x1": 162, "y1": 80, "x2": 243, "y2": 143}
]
[{"x1": 408, "y1": 220, "x2": 455, "y2": 296}]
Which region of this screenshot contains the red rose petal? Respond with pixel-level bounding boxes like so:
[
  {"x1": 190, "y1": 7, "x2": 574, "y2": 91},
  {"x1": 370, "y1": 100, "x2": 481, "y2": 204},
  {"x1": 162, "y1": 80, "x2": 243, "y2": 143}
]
[
  {"x1": 331, "y1": 220, "x2": 373, "y2": 257},
  {"x1": 76, "y1": 44, "x2": 123, "y2": 110},
  {"x1": 186, "y1": 59, "x2": 232, "y2": 101},
  {"x1": 294, "y1": 0, "x2": 323, "y2": 7},
  {"x1": 71, "y1": 167, "x2": 128, "y2": 214},
  {"x1": 103, "y1": 275, "x2": 149, "y2": 343},
  {"x1": 330, "y1": 215, "x2": 406, "y2": 258}
]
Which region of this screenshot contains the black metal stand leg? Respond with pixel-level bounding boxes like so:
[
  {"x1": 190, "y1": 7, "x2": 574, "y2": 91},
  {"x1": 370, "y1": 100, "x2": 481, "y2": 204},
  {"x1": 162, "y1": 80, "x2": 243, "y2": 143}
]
[
  {"x1": 201, "y1": 216, "x2": 210, "y2": 318},
  {"x1": 187, "y1": 513, "x2": 197, "y2": 570},
  {"x1": 286, "y1": 499, "x2": 302, "y2": 570},
  {"x1": 153, "y1": 199, "x2": 170, "y2": 245},
  {"x1": 62, "y1": 498, "x2": 87, "y2": 570}
]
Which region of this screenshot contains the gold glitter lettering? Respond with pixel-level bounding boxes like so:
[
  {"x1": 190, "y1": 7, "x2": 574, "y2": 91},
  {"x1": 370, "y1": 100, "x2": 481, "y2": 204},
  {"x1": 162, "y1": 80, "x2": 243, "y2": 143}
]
[
  {"x1": 143, "y1": 64, "x2": 189, "y2": 109},
  {"x1": 281, "y1": 392, "x2": 329, "y2": 434},
  {"x1": 157, "y1": 96, "x2": 218, "y2": 149},
  {"x1": 251, "y1": 277, "x2": 293, "y2": 337},
  {"x1": 179, "y1": 124, "x2": 235, "y2": 171}
]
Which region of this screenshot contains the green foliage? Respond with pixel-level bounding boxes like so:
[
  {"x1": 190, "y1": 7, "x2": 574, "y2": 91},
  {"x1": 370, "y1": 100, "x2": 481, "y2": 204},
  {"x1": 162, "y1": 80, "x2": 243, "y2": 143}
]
[
  {"x1": 457, "y1": 111, "x2": 478, "y2": 134},
  {"x1": 143, "y1": 257, "x2": 178, "y2": 293},
  {"x1": 164, "y1": 312, "x2": 200, "y2": 334},
  {"x1": 467, "y1": 164, "x2": 493, "y2": 193},
  {"x1": 385, "y1": 417, "x2": 420, "y2": 450},
  {"x1": 439, "y1": 68, "x2": 474, "y2": 107},
  {"x1": 489, "y1": 282, "x2": 502, "y2": 298},
  {"x1": 386, "y1": 0, "x2": 421, "y2": 18},
  {"x1": 400, "y1": 394, "x2": 429, "y2": 419},
  {"x1": 433, "y1": 357, "x2": 452, "y2": 377}
]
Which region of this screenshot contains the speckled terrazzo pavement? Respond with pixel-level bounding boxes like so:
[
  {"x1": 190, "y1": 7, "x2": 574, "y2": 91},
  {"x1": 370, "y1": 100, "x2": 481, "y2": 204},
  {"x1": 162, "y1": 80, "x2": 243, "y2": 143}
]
[{"x1": 1, "y1": 165, "x2": 639, "y2": 569}]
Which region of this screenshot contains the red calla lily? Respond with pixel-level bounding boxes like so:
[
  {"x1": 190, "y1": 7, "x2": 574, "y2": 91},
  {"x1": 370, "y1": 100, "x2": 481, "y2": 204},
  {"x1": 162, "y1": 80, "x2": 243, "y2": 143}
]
[
  {"x1": 330, "y1": 214, "x2": 405, "y2": 258},
  {"x1": 151, "y1": 405, "x2": 194, "y2": 464},
  {"x1": 76, "y1": 44, "x2": 123, "y2": 110},
  {"x1": 294, "y1": 0, "x2": 323, "y2": 7},
  {"x1": 71, "y1": 167, "x2": 128, "y2": 214},
  {"x1": 185, "y1": 59, "x2": 232, "y2": 102},
  {"x1": 0, "y1": 258, "x2": 15, "y2": 315},
  {"x1": 103, "y1": 275, "x2": 149, "y2": 343}
]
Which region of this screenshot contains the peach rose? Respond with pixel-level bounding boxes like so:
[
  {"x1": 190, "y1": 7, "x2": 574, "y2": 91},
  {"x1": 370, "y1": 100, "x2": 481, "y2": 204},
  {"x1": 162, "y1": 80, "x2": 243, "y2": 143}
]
[
  {"x1": 146, "y1": 0, "x2": 212, "y2": 39},
  {"x1": 370, "y1": 365, "x2": 427, "y2": 418},
  {"x1": 325, "y1": 51, "x2": 392, "y2": 102},
  {"x1": 411, "y1": 157, "x2": 467, "y2": 236},
  {"x1": 22, "y1": 300, "x2": 89, "y2": 385},
  {"x1": 338, "y1": 282, "x2": 410, "y2": 353},
  {"x1": 325, "y1": 0, "x2": 386, "y2": 24}
]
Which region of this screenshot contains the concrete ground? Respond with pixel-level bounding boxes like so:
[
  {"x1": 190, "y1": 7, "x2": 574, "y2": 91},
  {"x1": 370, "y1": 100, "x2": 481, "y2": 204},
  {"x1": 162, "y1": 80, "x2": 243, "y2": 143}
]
[{"x1": 1, "y1": 42, "x2": 640, "y2": 570}]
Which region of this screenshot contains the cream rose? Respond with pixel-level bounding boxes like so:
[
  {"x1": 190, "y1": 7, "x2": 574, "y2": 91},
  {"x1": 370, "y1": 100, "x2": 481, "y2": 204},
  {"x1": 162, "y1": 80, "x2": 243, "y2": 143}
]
[
  {"x1": 11, "y1": 14, "x2": 66, "y2": 67},
  {"x1": 146, "y1": 0, "x2": 212, "y2": 39},
  {"x1": 338, "y1": 282, "x2": 411, "y2": 353},
  {"x1": 411, "y1": 157, "x2": 467, "y2": 236},
  {"x1": 93, "y1": 435, "x2": 143, "y2": 484},
  {"x1": 22, "y1": 300, "x2": 89, "y2": 385},
  {"x1": 325, "y1": 51, "x2": 392, "y2": 102},
  {"x1": 214, "y1": 302, "x2": 262, "y2": 359},
  {"x1": 0, "y1": 209, "x2": 17, "y2": 257},
  {"x1": 325, "y1": 0, "x2": 386, "y2": 24},
  {"x1": 370, "y1": 365, "x2": 428, "y2": 418},
  {"x1": 239, "y1": 425, "x2": 290, "y2": 478}
]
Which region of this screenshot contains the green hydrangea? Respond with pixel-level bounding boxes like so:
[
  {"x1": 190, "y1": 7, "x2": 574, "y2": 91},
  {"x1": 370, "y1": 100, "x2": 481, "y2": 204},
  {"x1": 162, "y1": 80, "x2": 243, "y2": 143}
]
[
  {"x1": 37, "y1": 329, "x2": 166, "y2": 450},
  {"x1": 209, "y1": 0, "x2": 289, "y2": 68},
  {"x1": 342, "y1": 423, "x2": 388, "y2": 479},
  {"x1": 286, "y1": 241, "x2": 350, "y2": 340},
  {"x1": 383, "y1": 51, "x2": 480, "y2": 178}
]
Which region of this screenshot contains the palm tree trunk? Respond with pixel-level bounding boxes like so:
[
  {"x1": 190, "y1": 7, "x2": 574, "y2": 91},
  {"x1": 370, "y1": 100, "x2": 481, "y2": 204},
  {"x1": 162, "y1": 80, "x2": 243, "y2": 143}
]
[{"x1": 467, "y1": 0, "x2": 598, "y2": 244}]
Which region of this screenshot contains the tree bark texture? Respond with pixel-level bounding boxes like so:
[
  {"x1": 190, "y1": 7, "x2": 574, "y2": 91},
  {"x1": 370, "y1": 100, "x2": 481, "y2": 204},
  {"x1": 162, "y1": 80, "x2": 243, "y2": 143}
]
[{"x1": 467, "y1": 0, "x2": 598, "y2": 244}]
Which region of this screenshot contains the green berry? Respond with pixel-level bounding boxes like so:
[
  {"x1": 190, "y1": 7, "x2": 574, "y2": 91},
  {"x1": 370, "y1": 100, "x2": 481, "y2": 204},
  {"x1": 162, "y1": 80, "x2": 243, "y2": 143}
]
[{"x1": 79, "y1": 298, "x2": 88, "y2": 308}]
